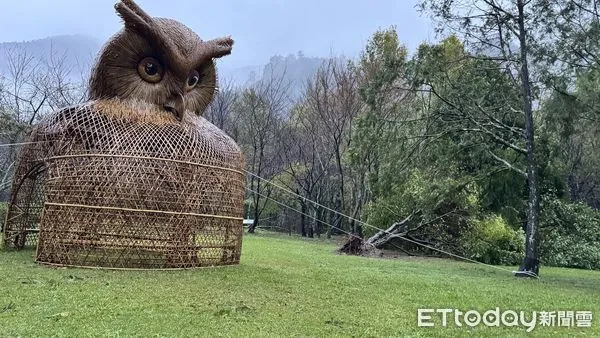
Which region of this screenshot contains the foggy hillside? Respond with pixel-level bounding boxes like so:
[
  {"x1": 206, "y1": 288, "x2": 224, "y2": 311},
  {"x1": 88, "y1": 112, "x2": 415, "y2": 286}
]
[
  {"x1": 0, "y1": 35, "x2": 102, "y2": 80},
  {"x1": 0, "y1": 35, "x2": 341, "y2": 97}
]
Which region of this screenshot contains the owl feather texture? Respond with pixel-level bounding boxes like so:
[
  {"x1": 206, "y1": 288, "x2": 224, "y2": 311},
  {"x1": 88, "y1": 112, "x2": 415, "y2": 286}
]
[{"x1": 90, "y1": 0, "x2": 234, "y2": 121}]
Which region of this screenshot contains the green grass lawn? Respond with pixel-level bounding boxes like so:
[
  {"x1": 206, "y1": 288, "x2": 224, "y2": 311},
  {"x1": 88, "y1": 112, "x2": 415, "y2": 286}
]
[{"x1": 0, "y1": 232, "x2": 598, "y2": 337}]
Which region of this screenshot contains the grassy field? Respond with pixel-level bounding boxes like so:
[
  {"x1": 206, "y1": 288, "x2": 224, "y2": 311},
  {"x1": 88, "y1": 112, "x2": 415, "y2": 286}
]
[{"x1": 0, "y1": 232, "x2": 598, "y2": 337}]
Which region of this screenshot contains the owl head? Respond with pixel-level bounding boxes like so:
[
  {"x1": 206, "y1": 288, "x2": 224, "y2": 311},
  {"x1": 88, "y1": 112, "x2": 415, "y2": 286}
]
[{"x1": 89, "y1": 0, "x2": 233, "y2": 120}]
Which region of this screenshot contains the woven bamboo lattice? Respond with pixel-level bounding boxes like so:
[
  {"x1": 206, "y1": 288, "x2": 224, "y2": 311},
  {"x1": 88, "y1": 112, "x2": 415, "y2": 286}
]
[{"x1": 2, "y1": 99, "x2": 245, "y2": 269}]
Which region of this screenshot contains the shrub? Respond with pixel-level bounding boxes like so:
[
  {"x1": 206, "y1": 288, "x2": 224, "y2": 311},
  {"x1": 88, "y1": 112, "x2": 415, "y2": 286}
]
[
  {"x1": 461, "y1": 214, "x2": 524, "y2": 265},
  {"x1": 540, "y1": 197, "x2": 600, "y2": 269}
]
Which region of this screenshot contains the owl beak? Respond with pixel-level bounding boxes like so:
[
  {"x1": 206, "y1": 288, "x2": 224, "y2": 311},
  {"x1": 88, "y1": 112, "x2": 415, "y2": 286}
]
[{"x1": 163, "y1": 93, "x2": 185, "y2": 120}]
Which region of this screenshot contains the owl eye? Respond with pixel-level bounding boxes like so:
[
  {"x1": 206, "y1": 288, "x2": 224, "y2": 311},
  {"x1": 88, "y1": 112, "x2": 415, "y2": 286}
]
[
  {"x1": 137, "y1": 57, "x2": 164, "y2": 83},
  {"x1": 185, "y1": 70, "x2": 201, "y2": 90}
]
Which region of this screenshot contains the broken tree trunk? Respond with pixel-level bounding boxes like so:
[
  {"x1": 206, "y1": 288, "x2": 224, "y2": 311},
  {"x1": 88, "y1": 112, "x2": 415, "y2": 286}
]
[{"x1": 339, "y1": 210, "x2": 421, "y2": 256}]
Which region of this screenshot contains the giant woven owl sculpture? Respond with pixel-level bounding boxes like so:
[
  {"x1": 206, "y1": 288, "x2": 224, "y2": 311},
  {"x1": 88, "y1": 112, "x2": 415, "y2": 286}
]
[{"x1": 2, "y1": 0, "x2": 246, "y2": 269}]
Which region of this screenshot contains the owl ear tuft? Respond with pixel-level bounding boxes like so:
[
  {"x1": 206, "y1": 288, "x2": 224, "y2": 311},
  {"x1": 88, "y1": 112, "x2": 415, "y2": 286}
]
[
  {"x1": 114, "y1": 0, "x2": 153, "y2": 32},
  {"x1": 205, "y1": 37, "x2": 234, "y2": 59}
]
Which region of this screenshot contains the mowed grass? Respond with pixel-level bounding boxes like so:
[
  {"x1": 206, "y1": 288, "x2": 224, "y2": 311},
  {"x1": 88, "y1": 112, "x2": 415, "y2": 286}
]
[{"x1": 0, "y1": 232, "x2": 599, "y2": 337}]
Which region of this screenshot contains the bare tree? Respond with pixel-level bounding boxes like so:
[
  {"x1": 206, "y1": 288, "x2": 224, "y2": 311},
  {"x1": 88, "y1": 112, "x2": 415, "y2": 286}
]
[
  {"x1": 233, "y1": 67, "x2": 291, "y2": 233},
  {"x1": 303, "y1": 59, "x2": 363, "y2": 235},
  {"x1": 204, "y1": 77, "x2": 237, "y2": 134},
  {"x1": 276, "y1": 101, "x2": 332, "y2": 237},
  {"x1": 0, "y1": 44, "x2": 88, "y2": 199},
  {"x1": 44, "y1": 43, "x2": 89, "y2": 111}
]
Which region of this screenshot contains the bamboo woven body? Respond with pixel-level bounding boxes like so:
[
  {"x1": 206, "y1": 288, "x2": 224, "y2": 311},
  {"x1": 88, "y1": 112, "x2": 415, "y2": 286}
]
[{"x1": 3, "y1": 99, "x2": 245, "y2": 269}]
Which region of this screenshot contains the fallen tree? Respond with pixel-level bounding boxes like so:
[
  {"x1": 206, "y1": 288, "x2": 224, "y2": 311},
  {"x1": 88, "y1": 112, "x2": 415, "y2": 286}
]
[{"x1": 339, "y1": 209, "x2": 458, "y2": 256}]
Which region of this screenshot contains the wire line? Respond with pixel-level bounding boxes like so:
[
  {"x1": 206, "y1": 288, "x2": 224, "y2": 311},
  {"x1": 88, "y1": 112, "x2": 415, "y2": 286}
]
[{"x1": 245, "y1": 170, "x2": 521, "y2": 276}]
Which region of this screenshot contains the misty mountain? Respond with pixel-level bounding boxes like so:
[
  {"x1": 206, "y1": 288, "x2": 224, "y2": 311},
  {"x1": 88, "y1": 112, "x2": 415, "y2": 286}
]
[
  {"x1": 0, "y1": 35, "x2": 343, "y2": 99},
  {"x1": 218, "y1": 64, "x2": 264, "y2": 86},
  {"x1": 254, "y1": 52, "x2": 348, "y2": 100},
  {"x1": 0, "y1": 35, "x2": 102, "y2": 80}
]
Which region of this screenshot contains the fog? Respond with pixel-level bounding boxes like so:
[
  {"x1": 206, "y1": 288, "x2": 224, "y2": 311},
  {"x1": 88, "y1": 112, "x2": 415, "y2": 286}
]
[{"x1": 0, "y1": 0, "x2": 433, "y2": 69}]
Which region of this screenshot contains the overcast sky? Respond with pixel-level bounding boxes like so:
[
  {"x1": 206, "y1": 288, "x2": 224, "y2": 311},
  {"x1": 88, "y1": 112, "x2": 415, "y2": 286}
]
[{"x1": 0, "y1": 0, "x2": 434, "y2": 69}]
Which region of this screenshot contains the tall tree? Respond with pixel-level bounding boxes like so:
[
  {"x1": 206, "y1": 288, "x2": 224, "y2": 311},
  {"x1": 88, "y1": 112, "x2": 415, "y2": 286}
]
[
  {"x1": 533, "y1": 0, "x2": 600, "y2": 209},
  {"x1": 233, "y1": 69, "x2": 290, "y2": 233},
  {"x1": 276, "y1": 102, "x2": 330, "y2": 237},
  {"x1": 303, "y1": 59, "x2": 363, "y2": 235},
  {"x1": 419, "y1": 0, "x2": 542, "y2": 276},
  {"x1": 349, "y1": 26, "x2": 411, "y2": 208}
]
